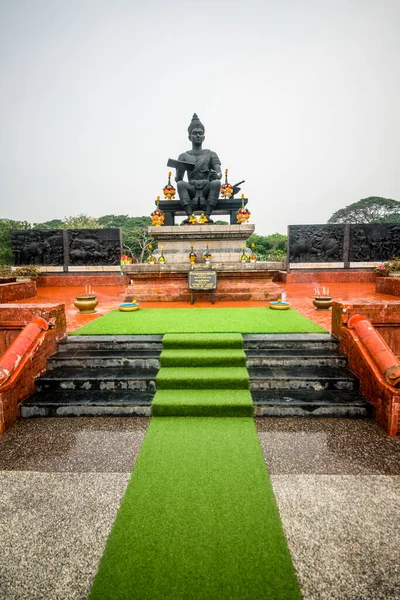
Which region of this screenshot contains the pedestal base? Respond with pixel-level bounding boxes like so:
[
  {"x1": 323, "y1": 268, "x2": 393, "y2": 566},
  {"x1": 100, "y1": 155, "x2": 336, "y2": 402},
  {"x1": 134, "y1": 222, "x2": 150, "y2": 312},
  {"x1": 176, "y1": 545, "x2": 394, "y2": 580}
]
[
  {"x1": 148, "y1": 224, "x2": 255, "y2": 264},
  {"x1": 123, "y1": 264, "x2": 281, "y2": 302}
]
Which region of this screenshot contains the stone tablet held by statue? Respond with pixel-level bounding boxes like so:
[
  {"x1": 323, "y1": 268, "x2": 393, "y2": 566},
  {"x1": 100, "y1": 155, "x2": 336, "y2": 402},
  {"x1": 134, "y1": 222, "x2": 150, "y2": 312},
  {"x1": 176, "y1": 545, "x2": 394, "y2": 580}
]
[{"x1": 167, "y1": 113, "x2": 222, "y2": 223}]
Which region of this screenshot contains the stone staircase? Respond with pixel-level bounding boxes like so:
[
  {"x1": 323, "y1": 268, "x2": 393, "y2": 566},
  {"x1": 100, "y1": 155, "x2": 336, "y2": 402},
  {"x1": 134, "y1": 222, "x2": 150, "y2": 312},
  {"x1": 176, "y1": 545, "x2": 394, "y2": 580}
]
[
  {"x1": 21, "y1": 333, "x2": 372, "y2": 419},
  {"x1": 244, "y1": 334, "x2": 372, "y2": 417},
  {"x1": 20, "y1": 335, "x2": 163, "y2": 417}
]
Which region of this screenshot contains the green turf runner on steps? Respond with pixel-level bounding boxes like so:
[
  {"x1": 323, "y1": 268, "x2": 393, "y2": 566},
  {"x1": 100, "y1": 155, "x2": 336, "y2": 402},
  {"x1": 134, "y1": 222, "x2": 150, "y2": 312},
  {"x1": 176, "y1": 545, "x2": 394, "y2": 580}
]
[
  {"x1": 89, "y1": 417, "x2": 301, "y2": 600},
  {"x1": 160, "y1": 349, "x2": 247, "y2": 367},
  {"x1": 89, "y1": 334, "x2": 301, "y2": 599},
  {"x1": 154, "y1": 333, "x2": 251, "y2": 417},
  {"x1": 156, "y1": 366, "x2": 250, "y2": 390},
  {"x1": 70, "y1": 307, "x2": 327, "y2": 335},
  {"x1": 162, "y1": 333, "x2": 244, "y2": 348},
  {"x1": 152, "y1": 389, "x2": 254, "y2": 417}
]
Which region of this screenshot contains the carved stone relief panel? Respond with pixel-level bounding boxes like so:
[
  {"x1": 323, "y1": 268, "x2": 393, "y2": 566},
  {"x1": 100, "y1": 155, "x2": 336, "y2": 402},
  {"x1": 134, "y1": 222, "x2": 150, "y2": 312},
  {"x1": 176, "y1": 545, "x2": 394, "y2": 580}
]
[
  {"x1": 289, "y1": 225, "x2": 345, "y2": 263},
  {"x1": 67, "y1": 229, "x2": 121, "y2": 266},
  {"x1": 349, "y1": 224, "x2": 400, "y2": 262},
  {"x1": 11, "y1": 228, "x2": 122, "y2": 267},
  {"x1": 11, "y1": 230, "x2": 64, "y2": 266}
]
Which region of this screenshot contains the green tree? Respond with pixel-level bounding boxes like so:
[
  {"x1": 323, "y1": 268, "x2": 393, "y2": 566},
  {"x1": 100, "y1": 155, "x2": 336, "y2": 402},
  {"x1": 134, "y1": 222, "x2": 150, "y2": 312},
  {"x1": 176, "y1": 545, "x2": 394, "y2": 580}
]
[
  {"x1": 0, "y1": 218, "x2": 31, "y2": 265},
  {"x1": 32, "y1": 219, "x2": 64, "y2": 229},
  {"x1": 98, "y1": 215, "x2": 153, "y2": 262},
  {"x1": 62, "y1": 214, "x2": 101, "y2": 229},
  {"x1": 247, "y1": 233, "x2": 287, "y2": 260},
  {"x1": 123, "y1": 227, "x2": 154, "y2": 263},
  {"x1": 98, "y1": 215, "x2": 151, "y2": 230},
  {"x1": 328, "y1": 197, "x2": 400, "y2": 224}
]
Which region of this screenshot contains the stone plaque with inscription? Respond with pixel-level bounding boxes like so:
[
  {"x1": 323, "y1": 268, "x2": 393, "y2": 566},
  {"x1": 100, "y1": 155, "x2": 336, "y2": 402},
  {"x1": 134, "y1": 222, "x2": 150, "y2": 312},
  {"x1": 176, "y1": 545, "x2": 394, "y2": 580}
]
[
  {"x1": 188, "y1": 269, "x2": 217, "y2": 304},
  {"x1": 188, "y1": 270, "x2": 217, "y2": 290}
]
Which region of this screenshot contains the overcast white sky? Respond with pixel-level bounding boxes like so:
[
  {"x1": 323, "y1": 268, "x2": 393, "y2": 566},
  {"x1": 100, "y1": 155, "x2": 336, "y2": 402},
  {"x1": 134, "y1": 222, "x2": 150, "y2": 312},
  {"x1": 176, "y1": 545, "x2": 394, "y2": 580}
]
[{"x1": 0, "y1": 0, "x2": 399, "y2": 235}]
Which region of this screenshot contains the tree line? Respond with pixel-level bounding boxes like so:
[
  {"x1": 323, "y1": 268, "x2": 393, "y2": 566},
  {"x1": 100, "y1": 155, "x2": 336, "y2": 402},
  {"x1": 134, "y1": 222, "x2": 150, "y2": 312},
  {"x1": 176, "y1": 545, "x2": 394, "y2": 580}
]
[
  {"x1": 1, "y1": 196, "x2": 398, "y2": 265},
  {"x1": 0, "y1": 213, "x2": 288, "y2": 265}
]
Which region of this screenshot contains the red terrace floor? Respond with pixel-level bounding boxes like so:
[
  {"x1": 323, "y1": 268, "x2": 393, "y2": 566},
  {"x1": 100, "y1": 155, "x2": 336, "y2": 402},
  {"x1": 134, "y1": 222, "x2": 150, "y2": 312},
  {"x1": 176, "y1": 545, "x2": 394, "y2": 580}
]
[{"x1": 14, "y1": 282, "x2": 397, "y2": 333}]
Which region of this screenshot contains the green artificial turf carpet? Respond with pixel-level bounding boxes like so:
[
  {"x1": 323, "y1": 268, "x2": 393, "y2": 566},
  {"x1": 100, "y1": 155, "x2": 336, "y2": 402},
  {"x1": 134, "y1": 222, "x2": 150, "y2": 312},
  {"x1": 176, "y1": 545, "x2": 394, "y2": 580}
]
[
  {"x1": 162, "y1": 332, "x2": 244, "y2": 349},
  {"x1": 89, "y1": 334, "x2": 301, "y2": 599},
  {"x1": 160, "y1": 348, "x2": 246, "y2": 367},
  {"x1": 154, "y1": 333, "x2": 251, "y2": 416},
  {"x1": 152, "y1": 389, "x2": 254, "y2": 417},
  {"x1": 70, "y1": 307, "x2": 327, "y2": 335},
  {"x1": 89, "y1": 417, "x2": 301, "y2": 600},
  {"x1": 156, "y1": 366, "x2": 250, "y2": 390}
]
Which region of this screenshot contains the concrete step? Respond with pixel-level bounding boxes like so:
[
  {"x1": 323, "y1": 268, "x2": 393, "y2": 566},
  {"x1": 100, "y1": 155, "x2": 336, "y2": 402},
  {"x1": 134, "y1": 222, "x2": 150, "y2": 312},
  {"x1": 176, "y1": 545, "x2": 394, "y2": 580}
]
[
  {"x1": 243, "y1": 333, "x2": 337, "y2": 351},
  {"x1": 248, "y1": 365, "x2": 359, "y2": 391},
  {"x1": 57, "y1": 335, "x2": 163, "y2": 353},
  {"x1": 47, "y1": 350, "x2": 160, "y2": 370},
  {"x1": 20, "y1": 390, "x2": 153, "y2": 418},
  {"x1": 252, "y1": 389, "x2": 372, "y2": 418},
  {"x1": 36, "y1": 366, "x2": 157, "y2": 393},
  {"x1": 246, "y1": 349, "x2": 347, "y2": 368},
  {"x1": 23, "y1": 331, "x2": 368, "y2": 420}
]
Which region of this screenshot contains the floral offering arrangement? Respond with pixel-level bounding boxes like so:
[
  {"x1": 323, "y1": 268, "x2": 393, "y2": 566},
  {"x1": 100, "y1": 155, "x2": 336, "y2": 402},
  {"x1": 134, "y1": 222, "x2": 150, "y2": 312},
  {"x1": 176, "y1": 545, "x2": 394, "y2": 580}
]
[
  {"x1": 249, "y1": 243, "x2": 257, "y2": 263},
  {"x1": 240, "y1": 244, "x2": 249, "y2": 262},
  {"x1": 163, "y1": 172, "x2": 176, "y2": 200},
  {"x1": 203, "y1": 243, "x2": 212, "y2": 262},
  {"x1": 120, "y1": 254, "x2": 132, "y2": 265},
  {"x1": 147, "y1": 244, "x2": 156, "y2": 264},
  {"x1": 189, "y1": 243, "x2": 197, "y2": 264},
  {"x1": 151, "y1": 197, "x2": 165, "y2": 226},
  {"x1": 236, "y1": 194, "x2": 250, "y2": 224},
  {"x1": 158, "y1": 245, "x2": 166, "y2": 263},
  {"x1": 189, "y1": 214, "x2": 198, "y2": 224},
  {"x1": 199, "y1": 213, "x2": 208, "y2": 224},
  {"x1": 220, "y1": 169, "x2": 233, "y2": 199}
]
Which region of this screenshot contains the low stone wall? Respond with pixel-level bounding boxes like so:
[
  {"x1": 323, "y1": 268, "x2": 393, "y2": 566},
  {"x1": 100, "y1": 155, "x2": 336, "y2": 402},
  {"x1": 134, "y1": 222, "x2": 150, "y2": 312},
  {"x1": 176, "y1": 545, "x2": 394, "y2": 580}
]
[
  {"x1": 36, "y1": 275, "x2": 127, "y2": 287},
  {"x1": 376, "y1": 276, "x2": 400, "y2": 297},
  {"x1": 0, "y1": 281, "x2": 37, "y2": 302},
  {"x1": 332, "y1": 300, "x2": 400, "y2": 435},
  {"x1": 125, "y1": 270, "x2": 281, "y2": 302},
  {"x1": 282, "y1": 271, "x2": 376, "y2": 284},
  {"x1": 0, "y1": 303, "x2": 66, "y2": 434}
]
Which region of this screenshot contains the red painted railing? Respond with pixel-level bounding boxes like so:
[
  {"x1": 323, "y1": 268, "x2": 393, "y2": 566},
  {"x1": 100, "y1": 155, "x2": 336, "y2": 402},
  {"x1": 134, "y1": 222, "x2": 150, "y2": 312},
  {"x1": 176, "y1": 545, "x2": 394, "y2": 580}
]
[
  {"x1": 348, "y1": 314, "x2": 400, "y2": 388},
  {"x1": 0, "y1": 316, "x2": 49, "y2": 387}
]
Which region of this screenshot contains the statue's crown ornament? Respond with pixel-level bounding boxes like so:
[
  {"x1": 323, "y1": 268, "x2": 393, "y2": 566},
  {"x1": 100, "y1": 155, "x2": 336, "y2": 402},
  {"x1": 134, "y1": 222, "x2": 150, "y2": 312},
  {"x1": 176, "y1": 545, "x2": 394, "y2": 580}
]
[{"x1": 188, "y1": 113, "x2": 205, "y2": 134}]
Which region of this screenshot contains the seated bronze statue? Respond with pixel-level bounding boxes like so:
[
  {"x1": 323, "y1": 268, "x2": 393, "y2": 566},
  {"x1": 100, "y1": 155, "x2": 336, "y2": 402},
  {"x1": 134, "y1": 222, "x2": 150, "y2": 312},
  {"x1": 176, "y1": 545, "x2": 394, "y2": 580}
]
[{"x1": 168, "y1": 114, "x2": 222, "y2": 224}]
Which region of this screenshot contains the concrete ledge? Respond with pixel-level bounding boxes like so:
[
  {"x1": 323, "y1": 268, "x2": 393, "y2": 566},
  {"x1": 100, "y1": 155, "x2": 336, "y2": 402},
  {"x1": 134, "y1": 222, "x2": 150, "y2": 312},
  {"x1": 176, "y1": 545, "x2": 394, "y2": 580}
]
[
  {"x1": 148, "y1": 224, "x2": 255, "y2": 240},
  {"x1": 0, "y1": 281, "x2": 36, "y2": 303},
  {"x1": 284, "y1": 271, "x2": 376, "y2": 283},
  {"x1": 376, "y1": 276, "x2": 400, "y2": 297},
  {"x1": 36, "y1": 275, "x2": 127, "y2": 287},
  {"x1": 123, "y1": 262, "x2": 282, "y2": 274},
  {"x1": 290, "y1": 262, "x2": 345, "y2": 269}
]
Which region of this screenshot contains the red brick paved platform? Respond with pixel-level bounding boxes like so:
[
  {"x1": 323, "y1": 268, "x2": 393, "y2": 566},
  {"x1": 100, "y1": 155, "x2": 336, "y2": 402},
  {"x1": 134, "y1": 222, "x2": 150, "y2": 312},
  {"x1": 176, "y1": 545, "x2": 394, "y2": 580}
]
[{"x1": 12, "y1": 282, "x2": 398, "y2": 333}]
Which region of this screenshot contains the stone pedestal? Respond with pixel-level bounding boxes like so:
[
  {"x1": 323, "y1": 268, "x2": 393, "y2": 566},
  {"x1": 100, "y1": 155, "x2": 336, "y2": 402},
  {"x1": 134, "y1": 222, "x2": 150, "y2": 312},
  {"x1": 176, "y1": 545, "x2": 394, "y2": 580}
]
[
  {"x1": 122, "y1": 224, "x2": 282, "y2": 302},
  {"x1": 122, "y1": 263, "x2": 281, "y2": 302},
  {"x1": 148, "y1": 224, "x2": 255, "y2": 265}
]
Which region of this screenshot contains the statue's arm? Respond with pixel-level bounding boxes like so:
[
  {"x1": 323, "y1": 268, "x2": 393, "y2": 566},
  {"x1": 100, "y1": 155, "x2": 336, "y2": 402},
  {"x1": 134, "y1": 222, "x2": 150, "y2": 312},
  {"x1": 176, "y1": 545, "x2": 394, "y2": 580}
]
[
  {"x1": 210, "y1": 151, "x2": 222, "y2": 180},
  {"x1": 175, "y1": 168, "x2": 184, "y2": 183},
  {"x1": 175, "y1": 153, "x2": 186, "y2": 182}
]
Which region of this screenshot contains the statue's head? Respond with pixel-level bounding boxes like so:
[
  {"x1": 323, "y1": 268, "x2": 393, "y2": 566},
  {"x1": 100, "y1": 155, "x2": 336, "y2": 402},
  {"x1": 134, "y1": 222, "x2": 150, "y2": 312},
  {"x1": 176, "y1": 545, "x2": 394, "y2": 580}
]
[{"x1": 188, "y1": 113, "x2": 205, "y2": 145}]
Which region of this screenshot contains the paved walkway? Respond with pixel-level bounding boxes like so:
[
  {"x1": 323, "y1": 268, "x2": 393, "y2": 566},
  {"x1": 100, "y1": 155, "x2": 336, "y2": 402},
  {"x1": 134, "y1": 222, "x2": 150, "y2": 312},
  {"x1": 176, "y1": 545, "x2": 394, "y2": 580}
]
[
  {"x1": 4, "y1": 281, "x2": 399, "y2": 598},
  {"x1": 1, "y1": 417, "x2": 399, "y2": 599}
]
